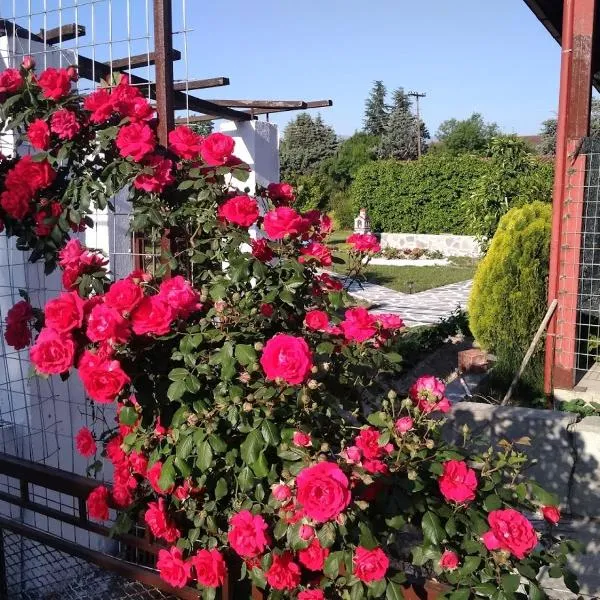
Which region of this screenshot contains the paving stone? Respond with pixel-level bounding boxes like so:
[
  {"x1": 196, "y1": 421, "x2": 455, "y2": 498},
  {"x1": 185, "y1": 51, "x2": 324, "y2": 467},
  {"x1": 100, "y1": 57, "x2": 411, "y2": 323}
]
[{"x1": 568, "y1": 417, "x2": 600, "y2": 517}]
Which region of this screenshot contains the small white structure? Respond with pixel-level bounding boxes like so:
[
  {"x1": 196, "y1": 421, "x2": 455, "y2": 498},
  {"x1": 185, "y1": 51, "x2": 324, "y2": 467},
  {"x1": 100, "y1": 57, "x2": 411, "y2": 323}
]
[{"x1": 354, "y1": 208, "x2": 371, "y2": 234}]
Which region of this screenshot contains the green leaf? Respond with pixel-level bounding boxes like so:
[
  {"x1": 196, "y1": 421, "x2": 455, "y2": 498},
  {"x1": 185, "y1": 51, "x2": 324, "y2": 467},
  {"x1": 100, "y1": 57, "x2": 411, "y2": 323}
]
[
  {"x1": 386, "y1": 581, "x2": 404, "y2": 600},
  {"x1": 196, "y1": 441, "x2": 213, "y2": 471},
  {"x1": 368, "y1": 578, "x2": 386, "y2": 597},
  {"x1": 351, "y1": 582, "x2": 365, "y2": 600},
  {"x1": 385, "y1": 352, "x2": 403, "y2": 363},
  {"x1": 167, "y1": 379, "x2": 187, "y2": 402},
  {"x1": 235, "y1": 344, "x2": 257, "y2": 365},
  {"x1": 501, "y1": 574, "x2": 520, "y2": 594},
  {"x1": 528, "y1": 582, "x2": 545, "y2": 600},
  {"x1": 119, "y1": 406, "x2": 138, "y2": 426},
  {"x1": 460, "y1": 555, "x2": 481, "y2": 576},
  {"x1": 449, "y1": 589, "x2": 470, "y2": 600},
  {"x1": 366, "y1": 411, "x2": 388, "y2": 427},
  {"x1": 168, "y1": 368, "x2": 189, "y2": 381},
  {"x1": 323, "y1": 551, "x2": 344, "y2": 579},
  {"x1": 483, "y1": 494, "x2": 503, "y2": 511},
  {"x1": 176, "y1": 435, "x2": 194, "y2": 460},
  {"x1": 241, "y1": 429, "x2": 265, "y2": 465},
  {"x1": 215, "y1": 477, "x2": 228, "y2": 500},
  {"x1": 174, "y1": 457, "x2": 192, "y2": 478},
  {"x1": 238, "y1": 466, "x2": 254, "y2": 491},
  {"x1": 251, "y1": 453, "x2": 270, "y2": 478},
  {"x1": 261, "y1": 420, "x2": 280, "y2": 446},
  {"x1": 475, "y1": 583, "x2": 499, "y2": 596},
  {"x1": 208, "y1": 434, "x2": 228, "y2": 454},
  {"x1": 273, "y1": 520, "x2": 288, "y2": 540},
  {"x1": 563, "y1": 569, "x2": 579, "y2": 594},
  {"x1": 422, "y1": 511, "x2": 445, "y2": 546},
  {"x1": 359, "y1": 522, "x2": 378, "y2": 549},
  {"x1": 317, "y1": 522, "x2": 337, "y2": 548},
  {"x1": 157, "y1": 456, "x2": 176, "y2": 491}
]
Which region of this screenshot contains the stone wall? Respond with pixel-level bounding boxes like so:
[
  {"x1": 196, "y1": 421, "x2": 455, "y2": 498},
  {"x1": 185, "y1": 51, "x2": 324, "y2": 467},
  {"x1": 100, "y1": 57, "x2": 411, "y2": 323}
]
[
  {"x1": 446, "y1": 402, "x2": 600, "y2": 598},
  {"x1": 380, "y1": 233, "x2": 481, "y2": 258}
]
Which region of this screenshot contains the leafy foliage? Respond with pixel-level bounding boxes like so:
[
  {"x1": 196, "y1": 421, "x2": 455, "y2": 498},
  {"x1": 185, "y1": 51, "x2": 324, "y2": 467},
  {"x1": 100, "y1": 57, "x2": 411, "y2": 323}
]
[
  {"x1": 436, "y1": 113, "x2": 500, "y2": 155},
  {"x1": 363, "y1": 80, "x2": 389, "y2": 136},
  {"x1": 351, "y1": 153, "x2": 487, "y2": 234}
]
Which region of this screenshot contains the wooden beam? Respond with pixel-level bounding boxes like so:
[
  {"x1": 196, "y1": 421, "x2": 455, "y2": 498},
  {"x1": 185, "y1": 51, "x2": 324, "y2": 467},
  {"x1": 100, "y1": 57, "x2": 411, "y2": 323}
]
[
  {"x1": 173, "y1": 77, "x2": 230, "y2": 91},
  {"x1": 106, "y1": 49, "x2": 181, "y2": 70},
  {"x1": 38, "y1": 23, "x2": 86, "y2": 44},
  {"x1": 205, "y1": 100, "x2": 306, "y2": 109}
]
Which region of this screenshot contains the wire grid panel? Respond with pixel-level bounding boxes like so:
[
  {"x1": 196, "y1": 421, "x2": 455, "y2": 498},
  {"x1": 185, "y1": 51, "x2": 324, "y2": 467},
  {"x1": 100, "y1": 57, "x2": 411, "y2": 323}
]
[{"x1": 0, "y1": 528, "x2": 182, "y2": 600}]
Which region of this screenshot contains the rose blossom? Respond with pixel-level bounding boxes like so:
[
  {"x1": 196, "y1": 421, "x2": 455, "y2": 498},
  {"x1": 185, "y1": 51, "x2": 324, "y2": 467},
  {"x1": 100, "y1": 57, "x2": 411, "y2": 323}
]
[
  {"x1": 218, "y1": 195, "x2": 259, "y2": 227},
  {"x1": 30, "y1": 328, "x2": 75, "y2": 374},
  {"x1": 200, "y1": 132, "x2": 235, "y2": 166},
  {"x1": 263, "y1": 206, "x2": 309, "y2": 240},
  {"x1": 83, "y1": 88, "x2": 113, "y2": 123},
  {"x1": 395, "y1": 416, "x2": 414, "y2": 434},
  {"x1": 104, "y1": 278, "x2": 144, "y2": 315},
  {"x1": 272, "y1": 484, "x2": 292, "y2": 501},
  {"x1": 355, "y1": 427, "x2": 391, "y2": 459},
  {"x1": 227, "y1": 510, "x2": 270, "y2": 558},
  {"x1": 129, "y1": 450, "x2": 148, "y2": 476},
  {"x1": 168, "y1": 125, "x2": 203, "y2": 160},
  {"x1": 409, "y1": 375, "x2": 451, "y2": 414},
  {"x1": 267, "y1": 182, "x2": 295, "y2": 203},
  {"x1": 316, "y1": 272, "x2": 343, "y2": 292},
  {"x1": 27, "y1": 119, "x2": 50, "y2": 150},
  {"x1": 298, "y1": 591, "x2": 324, "y2": 600},
  {"x1": 340, "y1": 307, "x2": 377, "y2": 343},
  {"x1": 293, "y1": 431, "x2": 312, "y2": 447},
  {"x1": 133, "y1": 155, "x2": 174, "y2": 193},
  {"x1": 5, "y1": 156, "x2": 56, "y2": 194},
  {"x1": 298, "y1": 539, "x2": 329, "y2": 571},
  {"x1": 304, "y1": 310, "x2": 329, "y2": 331},
  {"x1": 105, "y1": 435, "x2": 127, "y2": 467},
  {"x1": 0, "y1": 68, "x2": 23, "y2": 94},
  {"x1": 50, "y1": 109, "x2": 80, "y2": 140},
  {"x1": 353, "y1": 546, "x2": 389, "y2": 583},
  {"x1": 439, "y1": 550, "x2": 460, "y2": 570},
  {"x1": 156, "y1": 547, "x2": 191, "y2": 588},
  {"x1": 260, "y1": 334, "x2": 313, "y2": 385},
  {"x1": 22, "y1": 55, "x2": 35, "y2": 70},
  {"x1": 299, "y1": 242, "x2": 333, "y2": 266},
  {"x1": 346, "y1": 233, "x2": 381, "y2": 254},
  {"x1": 265, "y1": 552, "x2": 301, "y2": 591},
  {"x1": 260, "y1": 303, "x2": 274, "y2": 317},
  {"x1": 190, "y1": 549, "x2": 227, "y2": 588},
  {"x1": 542, "y1": 505, "x2": 561, "y2": 525},
  {"x1": 158, "y1": 276, "x2": 201, "y2": 318},
  {"x1": 115, "y1": 122, "x2": 155, "y2": 162},
  {"x1": 144, "y1": 498, "x2": 180, "y2": 543},
  {"x1": 251, "y1": 238, "x2": 274, "y2": 262},
  {"x1": 0, "y1": 185, "x2": 31, "y2": 219},
  {"x1": 147, "y1": 461, "x2": 175, "y2": 495},
  {"x1": 38, "y1": 68, "x2": 71, "y2": 99},
  {"x1": 377, "y1": 313, "x2": 405, "y2": 330},
  {"x1": 299, "y1": 525, "x2": 315, "y2": 540},
  {"x1": 44, "y1": 291, "x2": 84, "y2": 333},
  {"x1": 131, "y1": 295, "x2": 176, "y2": 336},
  {"x1": 75, "y1": 427, "x2": 96, "y2": 457},
  {"x1": 438, "y1": 460, "x2": 478, "y2": 504},
  {"x1": 78, "y1": 350, "x2": 130, "y2": 403},
  {"x1": 4, "y1": 300, "x2": 33, "y2": 350},
  {"x1": 482, "y1": 509, "x2": 538, "y2": 559},
  {"x1": 296, "y1": 462, "x2": 351, "y2": 522},
  {"x1": 86, "y1": 486, "x2": 109, "y2": 520},
  {"x1": 86, "y1": 304, "x2": 130, "y2": 344}
]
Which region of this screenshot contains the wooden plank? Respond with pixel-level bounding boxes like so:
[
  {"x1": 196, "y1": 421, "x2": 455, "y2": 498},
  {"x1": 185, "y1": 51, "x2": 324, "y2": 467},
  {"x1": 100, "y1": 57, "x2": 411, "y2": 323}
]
[
  {"x1": 205, "y1": 100, "x2": 306, "y2": 108},
  {"x1": 38, "y1": 23, "x2": 86, "y2": 44},
  {"x1": 106, "y1": 49, "x2": 181, "y2": 70},
  {"x1": 173, "y1": 77, "x2": 230, "y2": 91}
]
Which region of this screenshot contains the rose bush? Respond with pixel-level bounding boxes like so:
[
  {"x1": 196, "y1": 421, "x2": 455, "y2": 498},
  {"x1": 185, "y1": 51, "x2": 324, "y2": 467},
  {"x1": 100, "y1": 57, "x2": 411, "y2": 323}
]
[{"x1": 0, "y1": 62, "x2": 581, "y2": 600}]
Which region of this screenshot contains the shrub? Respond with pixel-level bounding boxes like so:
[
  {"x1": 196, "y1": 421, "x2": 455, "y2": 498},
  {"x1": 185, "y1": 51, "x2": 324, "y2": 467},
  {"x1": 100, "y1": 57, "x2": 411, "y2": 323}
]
[
  {"x1": 468, "y1": 202, "x2": 551, "y2": 396},
  {"x1": 330, "y1": 189, "x2": 354, "y2": 229},
  {"x1": 351, "y1": 153, "x2": 487, "y2": 234}
]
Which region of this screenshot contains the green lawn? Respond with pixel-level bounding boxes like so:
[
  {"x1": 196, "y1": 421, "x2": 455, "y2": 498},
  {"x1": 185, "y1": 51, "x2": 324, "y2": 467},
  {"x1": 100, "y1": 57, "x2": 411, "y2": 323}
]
[{"x1": 328, "y1": 230, "x2": 478, "y2": 294}]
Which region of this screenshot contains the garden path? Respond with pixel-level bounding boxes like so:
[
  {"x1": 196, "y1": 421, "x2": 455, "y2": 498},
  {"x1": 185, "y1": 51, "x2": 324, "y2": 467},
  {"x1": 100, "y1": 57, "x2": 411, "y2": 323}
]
[{"x1": 343, "y1": 278, "x2": 473, "y2": 327}]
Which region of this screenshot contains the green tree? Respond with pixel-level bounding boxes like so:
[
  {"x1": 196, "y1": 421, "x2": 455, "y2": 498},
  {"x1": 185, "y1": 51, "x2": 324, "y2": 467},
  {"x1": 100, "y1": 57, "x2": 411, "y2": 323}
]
[
  {"x1": 280, "y1": 112, "x2": 338, "y2": 179},
  {"x1": 363, "y1": 80, "x2": 389, "y2": 136},
  {"x1": 436, "y1": 112, "x2": 500, "y2": 154},
  {"x1": 189, "y1": 121, "x2": 214, "y2": 137},
  {"x1": 377, "y1": 88, "x2": 429, "y2": 160}
]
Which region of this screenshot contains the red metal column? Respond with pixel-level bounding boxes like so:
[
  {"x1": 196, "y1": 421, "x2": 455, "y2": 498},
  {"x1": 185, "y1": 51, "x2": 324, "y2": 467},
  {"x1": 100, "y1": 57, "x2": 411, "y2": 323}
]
[{"x1": 545, "y1": 0, "x2": 597, "y2": 393}]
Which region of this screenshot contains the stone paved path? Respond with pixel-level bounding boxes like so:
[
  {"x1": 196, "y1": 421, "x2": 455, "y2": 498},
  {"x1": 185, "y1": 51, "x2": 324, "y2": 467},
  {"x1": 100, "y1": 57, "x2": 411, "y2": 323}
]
[{"x1": 343, "y1": 278, "x2": 473, "y2": 327}]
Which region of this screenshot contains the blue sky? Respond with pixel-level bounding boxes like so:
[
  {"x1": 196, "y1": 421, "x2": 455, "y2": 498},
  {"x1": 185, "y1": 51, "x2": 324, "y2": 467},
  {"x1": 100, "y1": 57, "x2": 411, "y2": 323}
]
[{"x1": 188, "y1": 0, "x2": 561, "y2": 137}]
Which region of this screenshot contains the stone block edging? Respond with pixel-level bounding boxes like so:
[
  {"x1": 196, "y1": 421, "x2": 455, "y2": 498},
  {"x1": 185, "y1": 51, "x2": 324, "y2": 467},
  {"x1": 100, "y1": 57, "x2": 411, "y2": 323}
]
[{"x1": 380, "y1": 232, "x2": 482, "y2": 258}]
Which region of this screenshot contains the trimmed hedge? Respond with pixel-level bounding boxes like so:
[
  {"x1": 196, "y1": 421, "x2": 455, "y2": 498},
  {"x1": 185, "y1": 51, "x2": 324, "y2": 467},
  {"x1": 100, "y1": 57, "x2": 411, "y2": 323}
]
[
  {"x1": 468, "y1": 202, "x2": 551, "y2": 395},
  {"x1": 350, "y1": 153, "x2": 488, "y2": 234}
]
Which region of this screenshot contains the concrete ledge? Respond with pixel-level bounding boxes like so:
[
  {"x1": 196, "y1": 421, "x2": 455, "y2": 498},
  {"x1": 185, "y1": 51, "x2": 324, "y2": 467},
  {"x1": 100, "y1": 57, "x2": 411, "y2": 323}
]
[
  {"x1": 380, "y1": 233, "x2": 481, "y2": 258},
  {"x1": 368, "y1": 258, "x2": 450, "y2": 267}
]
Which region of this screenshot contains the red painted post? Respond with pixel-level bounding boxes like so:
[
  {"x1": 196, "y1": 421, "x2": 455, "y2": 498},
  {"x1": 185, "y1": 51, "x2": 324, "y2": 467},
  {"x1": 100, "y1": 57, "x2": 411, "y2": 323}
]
[{"x1": 545, "y1": 0, "x2": 597, "y2": 393}]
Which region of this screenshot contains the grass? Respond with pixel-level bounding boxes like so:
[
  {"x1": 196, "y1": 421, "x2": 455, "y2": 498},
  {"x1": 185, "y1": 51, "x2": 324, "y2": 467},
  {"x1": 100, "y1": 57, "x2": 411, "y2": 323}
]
[{"x1": 328, "y1": 230, "x2": 478, "y2": 294}]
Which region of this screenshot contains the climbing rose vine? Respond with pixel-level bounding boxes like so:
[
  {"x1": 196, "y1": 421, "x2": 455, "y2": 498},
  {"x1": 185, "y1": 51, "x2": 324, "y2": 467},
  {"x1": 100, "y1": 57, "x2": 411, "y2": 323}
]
[{"x1": 0, "y1": 59, "x2": 580, "y2": 599}]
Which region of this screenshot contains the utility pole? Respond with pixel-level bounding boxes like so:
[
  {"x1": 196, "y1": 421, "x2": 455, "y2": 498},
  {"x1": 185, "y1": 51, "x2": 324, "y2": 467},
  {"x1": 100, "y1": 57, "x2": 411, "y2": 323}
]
[{"x1": 408, "y1": 91, "x2": 426, "y2": 158}]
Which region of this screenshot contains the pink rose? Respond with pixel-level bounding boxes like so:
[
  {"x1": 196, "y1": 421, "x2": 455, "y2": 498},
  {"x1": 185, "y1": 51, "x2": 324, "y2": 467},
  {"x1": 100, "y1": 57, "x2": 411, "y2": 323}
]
[
  {"x1": 86, "y1": 486, "x2": 110, "y2": 520},
  {"x1": 340, "y1": 307, "x2": 377, "y2": 342},
  {"x1": 542, "y1": 505, "x2": 560, "y2": 525},
  {"x1": 251, "y1": 238, "x2": 274, "y2": 262},
  {"x1": 346, "y1": 233, "x2": 381, "y2": 254},
  {"x1": 131, "y1": 296, "x2": 176, "y2": 336},
  {"x1": 218, "y1": 195, "x2": 259, "y2": 227},
  {"x1": 144, "y1": 498, "x2": 180, "y2": 543},
  {"x1": 27, "y1": 119, "x2": 50, "y2": 150},
  {"x1": 0, "y1": 68, "x2": 23, "y2": 94},
  {"x1": 190, "y1": 549, "x2": 227, "y2": 588},
  {"x1": 482, "y1": 509, "x2": 538, "y2": 559},
  {"x1": 168, "y1": 125, "x2": 203, "y2": 160},
  {"x1": 439, "y1": 550, "x2": 460, "y2": 570},
  {"x1": 438, "y1": 460, "x2": 478, "y2": 504},
  {"x1": 200, "y1": 132, "x2": 235, "y2": 166},
  {"x1": 377, "y1": 314, "x2": 405, "y2": 330},
  {"x1": 116, "y1": 122, "x2": 155, "y2": 162},
  {"x1": 304, "y1": 310, "x2": 329, "y2": 331},
  {"x1": 78, "y1": 350, "x2": 130, "y2": 403},
  {"x1": 129, "y1": 450, "x2": 148, "y2": 475},
  {"x1": 156, "y1": 547, "x2": 191, "y2": 589},
  {"x1": 395, "y1": 416, "x2": 414, "y2": 434},
  {"x1": 265, "y1": 552, "x2": 301, "y2": 590},
  {"x1": 44, "y1": 291, "x2": 84, "y2": 333},
  {"x1": 260, "y1": 334, "x2": 313, "y2": 385},
  {"x1": 299, "y1": 242, "x2": 332, "y2": 266},
  {"x1": 298, "y1": 539, "x2": 329, "y2": 571},
  {"x1": 4, "y1": 300, "x2": 33, "y2": 350},
  {"x1": 147, "y1": 461, "x2": 175, "y2": 495},
  {"x1": 298, "y1": 591, "x2": 324, "y2": 600},
  {"x1": 355, "y1": 427, "x2": 391, "y2": 460},
  {"x1": 104, "y1": 278, "x2": 144, "y2": 315},
  {"x1": 260, "y1": 303, "x2": 274, "y2": 317},
  {"x1": 293, "y1": 431, "x2": 312, "y2": 447},
  {"x1": 75, "y1": 427, "x2": 96, "y2": 457},
  {"x1": 228, "y1": 510, "x2": 270, "y2": 558},
  {"x1": 86, "y1": 303, "x2": 130, "y2": 343},
  {"x1": 267, "y1": 182, "x2": 295, "y2": 203},
  {"x1": 296, "y1": 462, "x2": 351, "y2": 522},
  {"x1": 409, "y1": 375, "x2": 451, "y2": 414},
  {"x1": 299, "y1": 525, "x2": 315, "y2": 540},
  {"x1": 38, "y1": 67, "x2": 71, "y2": 100},
  {"x1": 353, "y1": 546, "x2": 389, "y2": 582},
  {"x1": 158, "y1": 276, "x2": 201, "y2": 319},
  {"x1": 30, "y1": 328, "x2": 75, "y2": 374},
  {"x1": 272, "y1": 484, "x2": 292, "y2": 501},
  {"x1": 263, "y1": 207, "x2": 310, "y2": 240},
  {"x1": 133, "y1": 155, "x2": 174, "y2": 193},
  {"x1": 50, "y1": 108, "x2": 80, "y2": 140}
]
